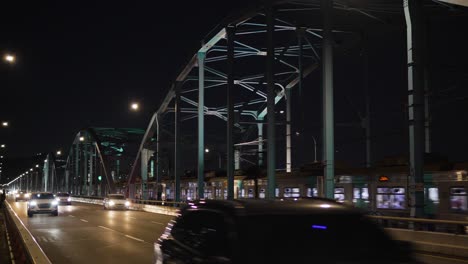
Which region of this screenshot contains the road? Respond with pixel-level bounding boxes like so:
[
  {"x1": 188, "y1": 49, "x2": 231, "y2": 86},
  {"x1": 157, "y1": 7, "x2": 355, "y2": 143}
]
[{"x1": 7, "y1": 199, "x2": 174, "y2": 264}]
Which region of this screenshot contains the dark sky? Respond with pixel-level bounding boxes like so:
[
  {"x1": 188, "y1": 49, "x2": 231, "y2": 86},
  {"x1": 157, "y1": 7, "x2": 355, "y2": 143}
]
[
  {"x1": 1, "y1": 1, "x2": 468, "y2": 181},
  {"x1": 1, "y1": 1, "x2": 246, "y2": 156}
]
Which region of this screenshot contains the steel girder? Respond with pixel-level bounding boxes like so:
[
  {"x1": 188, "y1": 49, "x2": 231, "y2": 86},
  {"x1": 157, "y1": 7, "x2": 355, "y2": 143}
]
[{"x1": 65, "y1": 127, "x2": 144, "y2": 196}]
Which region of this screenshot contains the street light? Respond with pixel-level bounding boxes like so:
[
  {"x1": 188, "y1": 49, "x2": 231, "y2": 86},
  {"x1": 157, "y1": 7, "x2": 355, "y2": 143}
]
[
  {"x1": 4, "y1": 54, "x2": 15, "y2": 63},
  {"x1": 0, "y1": 144, "x2": 5, "y2": 148},
  {"x1": 1, "y1": 122, "x2": 8, "y2": 127},
  {"x1": 56, "y1": 150, "x2": 62, "y2": 155},
  {"x1": 79, "y1": 136, "x2": 84, "y2": 142},
  {"x1": 130, "y1": 102, "x2": 139, "y2": 111},
  {"x1": 205, "y1": 148, "x2": 210, "y2": 153}
]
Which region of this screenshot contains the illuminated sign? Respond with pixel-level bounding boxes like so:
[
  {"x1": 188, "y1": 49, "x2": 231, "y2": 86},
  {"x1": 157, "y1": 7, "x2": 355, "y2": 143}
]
[{"x1": 378, "y1": 176, "x2": 389, "y2": 182}]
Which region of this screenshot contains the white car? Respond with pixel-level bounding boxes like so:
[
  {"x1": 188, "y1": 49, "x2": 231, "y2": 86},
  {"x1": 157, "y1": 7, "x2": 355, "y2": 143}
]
[
  {"x1": 103, "y1": 194, "x2": 130, "y2": 210},
  {"x1": 27, "y1": 192, "x2": 59, "y2": 217}
]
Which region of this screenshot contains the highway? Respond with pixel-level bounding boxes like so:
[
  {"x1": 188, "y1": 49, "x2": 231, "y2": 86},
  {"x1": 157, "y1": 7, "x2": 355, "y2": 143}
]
[{"x1": 7, "y1": 199, "x2": 174, "y2": 264}]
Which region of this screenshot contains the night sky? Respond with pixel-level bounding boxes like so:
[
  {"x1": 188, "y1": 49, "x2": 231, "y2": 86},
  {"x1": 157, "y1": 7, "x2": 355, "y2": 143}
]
[{"x1": 1, "y1": 1, "x2": 468, "y2": 182}]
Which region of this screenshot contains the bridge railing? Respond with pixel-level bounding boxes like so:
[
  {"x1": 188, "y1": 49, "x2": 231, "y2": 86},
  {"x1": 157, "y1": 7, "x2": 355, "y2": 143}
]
[
  {"x1": 70, "y1": 196, "x2": 184, "y2": 216},
  {"x1": 369, "y1": 215, "x2": 468, "y2": 259},
  {"x1": 368, "y1": 215, "x2": 468, "y2": 234},
  {"x1": 2, "y1": 201, "x2": 51, "y2": 264}
]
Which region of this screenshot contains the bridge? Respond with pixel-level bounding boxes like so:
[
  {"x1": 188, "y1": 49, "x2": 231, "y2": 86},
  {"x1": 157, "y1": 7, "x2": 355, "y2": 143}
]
[{"x1": 1, "y1": 1, "x2": 468, "y2": 263}]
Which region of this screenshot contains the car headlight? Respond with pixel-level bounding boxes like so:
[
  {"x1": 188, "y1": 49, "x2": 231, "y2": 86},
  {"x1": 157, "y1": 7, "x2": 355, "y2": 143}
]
[
  {"x1": 125, "y1": 201, "x2": 130, "y2": 207},
  {"x1": 52, "y1": 200, "x2": 58, "y2": 206},
  {"x1": 67, "y1": 197, "x2": 71, "y2": 202},
  {"x1": 29, "y1": 201, "x2": 37, "y2": 206},
  {"x1": 109, "y1": 201, "x2": 115, "y2": 206}
]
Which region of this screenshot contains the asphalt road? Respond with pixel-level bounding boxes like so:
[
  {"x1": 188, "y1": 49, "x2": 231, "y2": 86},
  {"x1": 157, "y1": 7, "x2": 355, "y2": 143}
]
[{"x1": 8, "y1": 199, "x2": 174, "y2": 264}]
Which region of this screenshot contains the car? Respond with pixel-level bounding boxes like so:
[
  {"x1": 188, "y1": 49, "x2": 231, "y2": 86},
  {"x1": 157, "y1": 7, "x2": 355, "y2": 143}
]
[
  {"x1": 15, "y1": 191, "x2": 30, "y2": 202},
  {"x1": 55, "y1": 192, "x2": 72, "y2": 205},
  {"x1": 27, "y1": 192, "x2": 59, "y2": 217},
  {"x1": 154, "y1": 198, "x2": 418, "y2": 264},
  {"x1": 103, "y1": 194, "x2": 130, "y2": 210}
]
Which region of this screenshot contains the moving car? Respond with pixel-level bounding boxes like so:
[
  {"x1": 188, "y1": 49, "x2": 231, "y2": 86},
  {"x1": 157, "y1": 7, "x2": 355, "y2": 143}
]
[
  {"x1": 27, "y1": 192, "x2": 59, "y2": 217},
  {"x1": 55, "y1": 192, "x2": 72, "y2": 205},
  {"x1": 103, "y1": 194, "x2": 130, "y2": 210},
  {"x1": 154, "y1": 198, "x2": 418, "y2": 264},
  {"x1": 15, "y1": 191, "x2": 30, "y2": 202}
]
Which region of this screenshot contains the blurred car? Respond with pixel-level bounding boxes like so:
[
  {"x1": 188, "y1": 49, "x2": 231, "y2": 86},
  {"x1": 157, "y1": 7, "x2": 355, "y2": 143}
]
[
  {"x1": 55, "y1": 192, "x2": 72, "y2": 205},
  {"x1": 15, "y1": 191, "x2": 30, "y2": 202},
  {"x1": 154, "y1": 198, "x2": 418, "y2": 264},
  {"x1": 103, "y1": 194, "x2": 130, "y2": 210},
  {"x1": 27, "y1": 192, "x2": 59, "y2": 217}
]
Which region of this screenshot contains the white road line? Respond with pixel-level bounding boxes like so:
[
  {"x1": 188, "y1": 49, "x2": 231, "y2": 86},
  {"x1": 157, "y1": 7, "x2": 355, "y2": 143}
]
[
  {"x1": 80, "y1": 219, "x2": 88, "y2": 223},
  {"x1": 125, "y1": 235, "x2": 144, "y2": 242},
  {"x1": 151, "y1": 221, "x2": 164, "y2": 225},
  {"x1": 98, "y1": 225, "x2": 115, "y2": 232}
]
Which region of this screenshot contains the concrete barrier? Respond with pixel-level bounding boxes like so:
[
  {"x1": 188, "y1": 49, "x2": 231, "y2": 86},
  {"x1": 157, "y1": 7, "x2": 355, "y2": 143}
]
[
  {"x1": 71, "y1": 197, "x2": 180, "y2": 216},
  {"x1": 386, "y1": 228, "x2": 468, "y2": 259},
  {"x1": 4, "y1": 201, "x2": 52, "y2": 264}
]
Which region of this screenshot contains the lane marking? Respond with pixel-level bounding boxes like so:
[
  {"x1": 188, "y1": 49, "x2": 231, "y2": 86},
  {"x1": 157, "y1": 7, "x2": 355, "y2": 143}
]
[
  {"x1": 98, "y1": 225, "x2": 116, "y2": 232},
  {"x1": 151, "y1": 221, "x2": 164, "y2": 225},
  {"x1": 125, "y1": 235, "x2": 144, "y2": 242},
  {"x1": 80, "y1": 219, "x2": 88, "y2": 223}
]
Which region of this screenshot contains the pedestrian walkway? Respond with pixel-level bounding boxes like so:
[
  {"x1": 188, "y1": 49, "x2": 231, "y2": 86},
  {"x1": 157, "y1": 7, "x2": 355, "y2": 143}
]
[{"x1": 0, "y1": 208, "x2": 13, "y2": 264}]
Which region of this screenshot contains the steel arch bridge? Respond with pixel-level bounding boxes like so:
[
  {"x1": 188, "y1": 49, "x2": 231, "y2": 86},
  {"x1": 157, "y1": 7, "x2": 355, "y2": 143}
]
[
  {"x1": 62, "y1": 127, "x2": 145, "y2": 196},
  {"x1": 124, "y1": 0, "x2": 465, "y2": 215}
]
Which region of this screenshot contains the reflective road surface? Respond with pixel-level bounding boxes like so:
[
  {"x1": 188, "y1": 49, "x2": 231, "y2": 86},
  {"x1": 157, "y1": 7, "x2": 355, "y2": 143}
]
[{"x1": 8, "y1": 200, "x2": 174, "y2": 264}]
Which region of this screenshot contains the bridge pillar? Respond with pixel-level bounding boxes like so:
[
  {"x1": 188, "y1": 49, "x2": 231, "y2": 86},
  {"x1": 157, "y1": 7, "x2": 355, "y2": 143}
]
[
  {"x1": 404, "y1": 0, "x2": 425, "y2": 218},
  {"x1": 197, "y1": 51, "x2": 206, "y2": 199},
  {"x1": 266, "y1": 1, "x2": 276, "y2": 200},
  {"x1": 226, "y1": 24, "x2": 235, "y2": 200},
  {"x1": 257, "y1": 117, "x2": 264, "y2": 167},
  {"x1": 174, "y1": 81, "x2": 182, "y2": 202},
  {"x1": 322, "y1": 0, "x2": 335, "y2": 199}
]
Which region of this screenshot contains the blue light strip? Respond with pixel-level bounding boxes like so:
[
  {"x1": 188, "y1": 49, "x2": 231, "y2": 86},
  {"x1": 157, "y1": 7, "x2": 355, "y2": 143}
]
[{"x1": 312, "y1": 225, "x2": 327, "y2": 230}]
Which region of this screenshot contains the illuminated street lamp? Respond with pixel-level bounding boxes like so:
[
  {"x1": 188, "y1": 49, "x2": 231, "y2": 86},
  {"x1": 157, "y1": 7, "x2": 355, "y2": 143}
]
[
  {"x1": 1, "y1": 122, "x2": 8, "y2": 127},
  {"x1": 35, "y1": 164, "x2": 39, "y2": 168},
  {"x1": 56, "y1": 150, "x2": 62, "y2": 155},
  {"x1": 4, "y1": 54, "x2": 15, "y2": 63},
  {"x1": 130, "y1": 102, "x2": 139, "y2": 111},
  {"x1": 79, "y1": 136, "x2": 85, "y2": 142},
  {"x1": 0, "y1": 144, "x2": 5, "y2": 148},
  {"x1": 205, "y1": 148, "x2": 210, "y2": 153}
]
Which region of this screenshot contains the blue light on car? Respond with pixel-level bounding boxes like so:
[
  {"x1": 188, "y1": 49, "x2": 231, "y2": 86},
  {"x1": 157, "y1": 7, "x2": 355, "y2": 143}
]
[{"x1": 312, "y1": 225, "x2": 327, "y2": 230}]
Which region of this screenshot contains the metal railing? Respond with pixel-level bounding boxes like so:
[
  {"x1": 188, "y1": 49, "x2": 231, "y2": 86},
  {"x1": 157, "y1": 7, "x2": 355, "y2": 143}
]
[{"x1": 368, "y1": 215, "x2": 468, "y2": 235}]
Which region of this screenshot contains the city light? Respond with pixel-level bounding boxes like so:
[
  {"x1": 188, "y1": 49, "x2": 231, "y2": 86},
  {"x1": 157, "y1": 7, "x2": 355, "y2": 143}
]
[
  {"x1": 0, "y1": 144, "x2": 5, "y2": 148},
  {"x1": 57, "y1": 150, "x2": 62, "y2": 155},
  {"x1": 130, "y1": 102, "x2": 139, "y2": 111},
  {"x1": 4, "y1": 54, "x2": 15, "y2": 63},
  {"x1": 35, "y1": 164, "x2": 39, "y2": 168},
  {"x1": 205, "y1": 148, "x2": 210, "y2": 153},
  {"x1": 1, "y1": 122, "x2": 8, "y2": 127},
  {"x1": 79, "y1": 136, "x2": 85, "y2": 141}
]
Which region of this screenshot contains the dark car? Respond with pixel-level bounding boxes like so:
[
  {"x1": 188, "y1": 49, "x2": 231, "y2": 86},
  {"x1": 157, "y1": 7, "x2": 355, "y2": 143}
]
[
  {"x1": 154, "y1": 198, "x2": 418, "y2": 264},
  {"x1": 55, "y1": 192, "x2": 72, "y2": 205}
]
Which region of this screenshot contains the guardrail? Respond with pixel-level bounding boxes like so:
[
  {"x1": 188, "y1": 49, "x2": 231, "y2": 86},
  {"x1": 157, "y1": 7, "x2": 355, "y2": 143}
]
[
  {"x1": 369, "y1": 215, "x2": 468, "y2": 235},
  {"x1": 71, "y1": 196, "x2": 185, "y2": 216},
  {"x1": 369, "y1": 215, "x2": 468, "y2": 259},
  {"x1": 3, "y1": 201, "x2": 51, "y2": 264}
]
